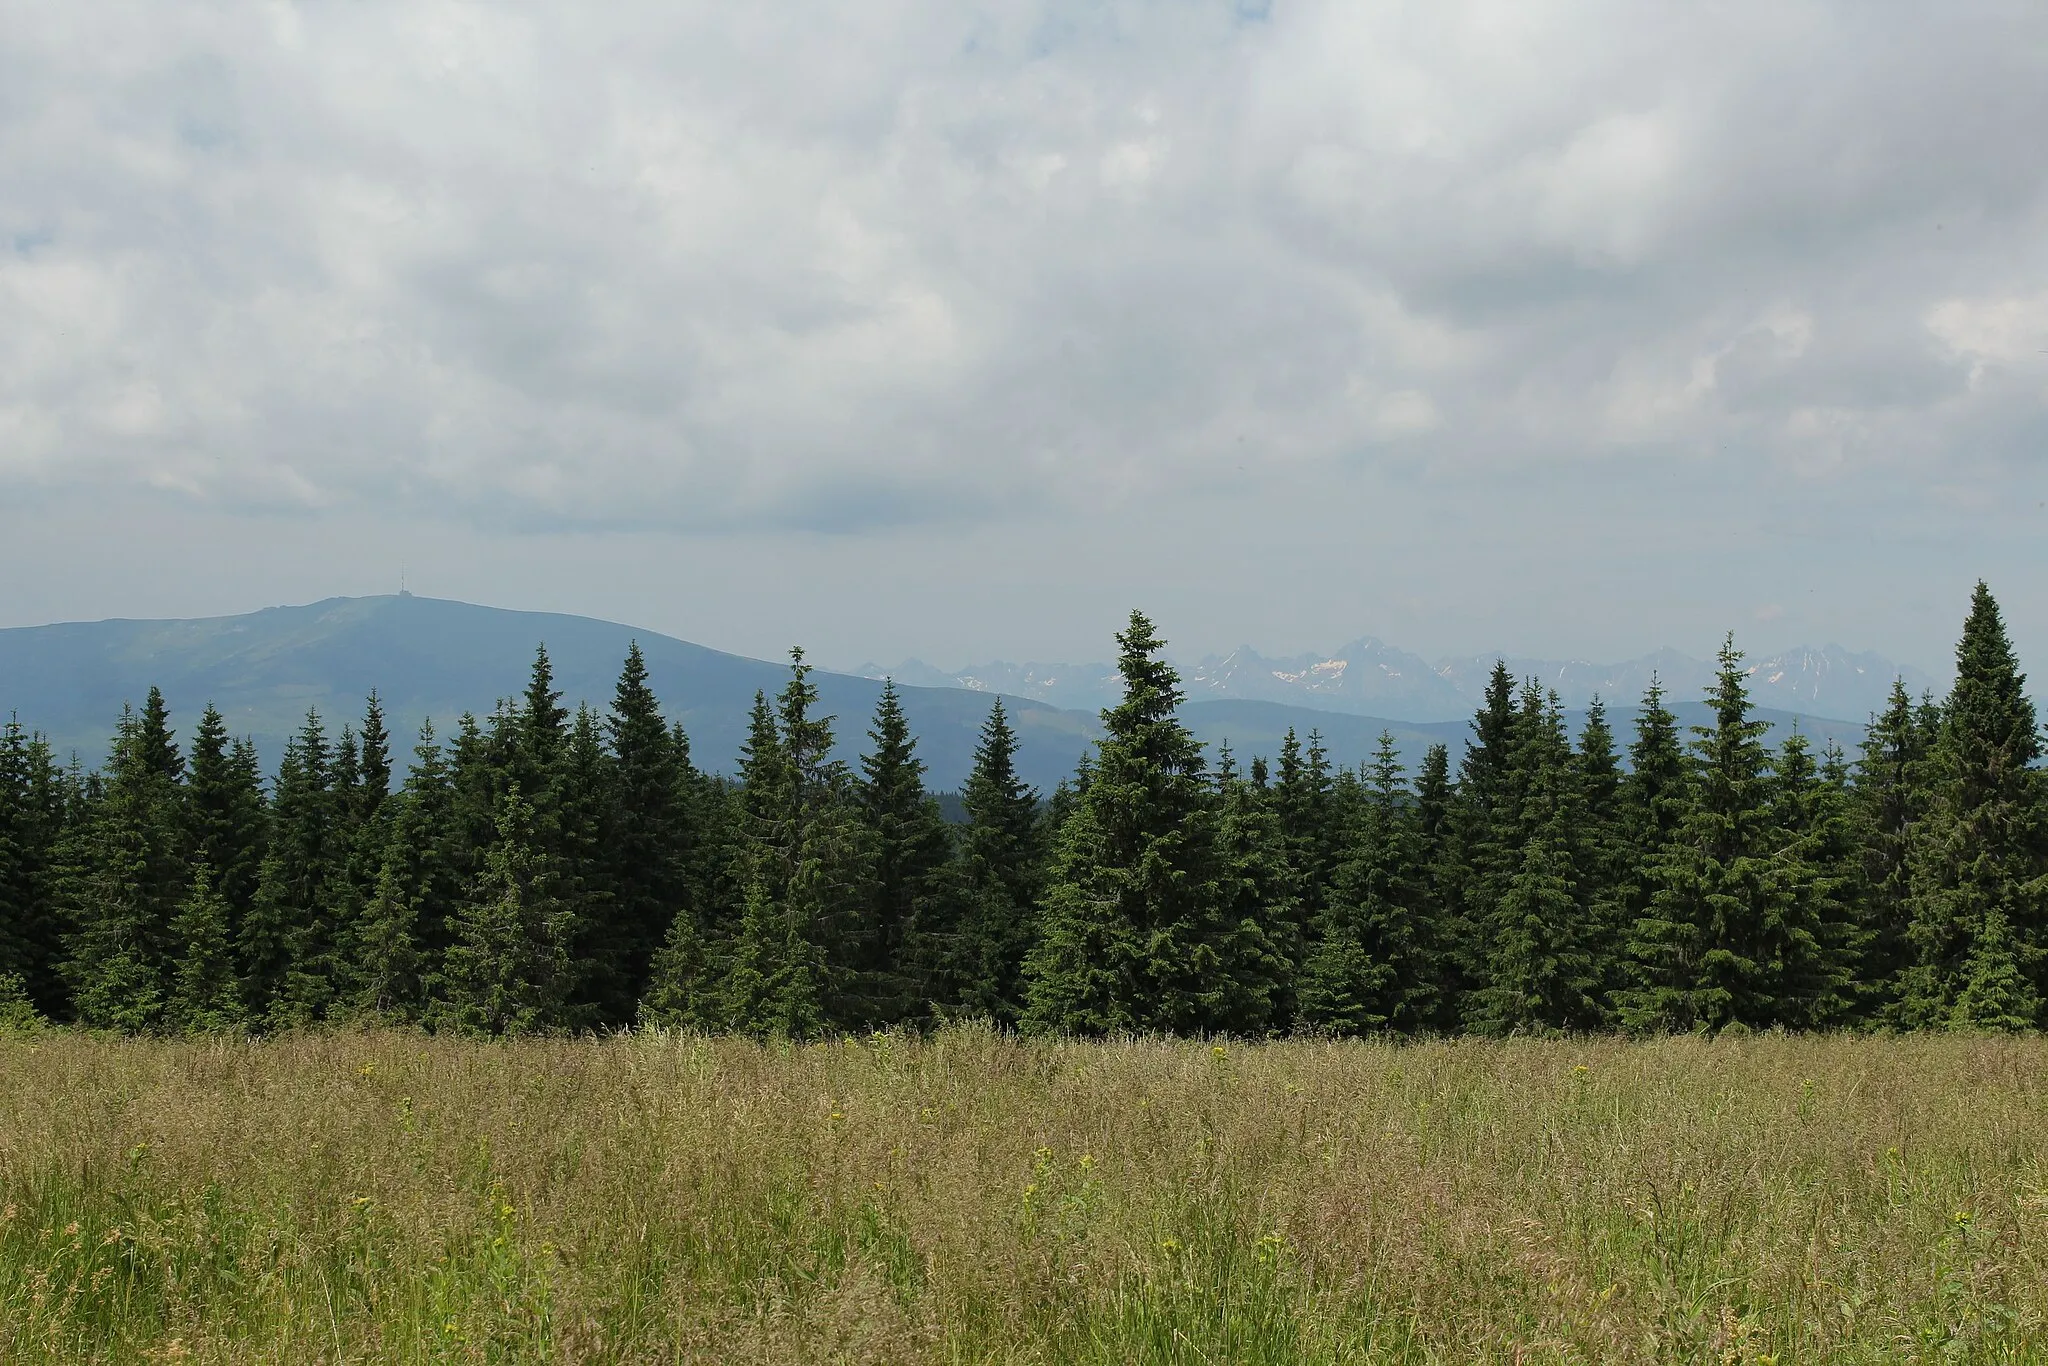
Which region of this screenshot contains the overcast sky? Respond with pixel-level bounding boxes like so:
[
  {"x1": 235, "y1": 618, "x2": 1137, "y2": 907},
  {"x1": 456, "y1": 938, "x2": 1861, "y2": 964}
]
[{"x1": 4, "y1": 1, "x2": 2045, "y2": 676}]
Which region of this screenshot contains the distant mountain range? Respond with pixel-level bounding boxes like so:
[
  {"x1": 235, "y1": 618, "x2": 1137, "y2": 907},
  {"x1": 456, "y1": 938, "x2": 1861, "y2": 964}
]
[
  {"x1": 0, "y1": 596, "x2": 1884, "y2": 793},
  {"x1": 859, "y1": 638, "x2": 1940, "y2": 726}
]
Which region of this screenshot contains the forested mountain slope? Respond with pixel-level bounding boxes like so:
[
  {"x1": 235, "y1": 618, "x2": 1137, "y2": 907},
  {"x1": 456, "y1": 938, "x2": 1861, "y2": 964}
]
[{"x1": 0, "y1": 595, "x2": 1861, "y2": 786}]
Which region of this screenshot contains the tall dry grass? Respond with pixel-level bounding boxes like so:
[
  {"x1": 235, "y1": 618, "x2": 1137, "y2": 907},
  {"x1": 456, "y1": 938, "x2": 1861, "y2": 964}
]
[{"x1": 0, "y1": 1027, "x2": 2043, "y2": 1363}]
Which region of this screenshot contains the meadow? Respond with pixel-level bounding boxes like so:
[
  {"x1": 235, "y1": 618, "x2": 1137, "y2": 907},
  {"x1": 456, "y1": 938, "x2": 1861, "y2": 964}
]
[{"x1": 0, "y1": 1028, "x2": 2043, "y2": 1364}]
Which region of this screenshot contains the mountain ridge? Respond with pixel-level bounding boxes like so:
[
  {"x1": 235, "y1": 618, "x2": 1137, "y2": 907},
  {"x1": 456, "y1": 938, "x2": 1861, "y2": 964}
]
[
  {"x1": 0, "y1": 595, "x2": 1874, "y2": 792},
  {"x1": 858, "y1": 638, "x2": 1940, "y2": 724}
]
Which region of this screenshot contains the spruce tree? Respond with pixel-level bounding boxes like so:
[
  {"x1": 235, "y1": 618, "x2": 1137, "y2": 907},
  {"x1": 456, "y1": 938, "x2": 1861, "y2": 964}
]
[
  {"x1": 447, "y1": 711, "x2": 503, "y2": 881},
  {"x1": 1023, "y1": 611, "x2": 1235, "y2": 1035},
  {"x1": 67, "y1": 703, "x2": 187, "y2": 1031},
  {"x1": 1299, "y1": 733, "x2": 1432, "y2": 1035},
  {"x1": 1772, "y1": 733, "x2": 1864, "y2": 1027},
  {"x1": 778, "y1": 658, "x2": 867, "y2": 1032},
  {"x1": 1575, "y1": 697, "x2": 1632, "y2": 1000},
  {"x1": 354, "y1": 847, "x2": 426, "y2": 1022},
  {"x1": 953, "y1": 698, "x2": 1047, "y2": 1024},
  {"x1": 136, "y1": 687, "x2": 185, "y2": 784},
  {"x1": 1267, "y1": 728, "x2": 1333, "y2": 1022},
  {"x1": 515, "y1": 644, "x2": 569, "y2": 805},
  {"x1": 0, "y1": 718, "x2": 66, "y2": 1014},
  {"x1": 442, "y1": 787, "x2": 577, "y2": 1035},
  {"x1": 712, "y1": 656, "x2": 862, "y2": 1035},
  {"x1": 1206, "y1": 746, "x2": 1292, "y2": 1034},
  {"x1": 1619, "y1": 638, "x2": 1828, "y2": 1033},
  {"x1": 184, "y1": 706, "x2": 268, "y2": 945},
  {"x1": 1470, "y1": 694, "x2": 1603, "y2": 1035},
  {"x1": 854, "y1": 680, "x2": 954, "y2": 1026},
  {"x1": 720, "y1": 873, "x2": 827, "y2": 1039},
  {"x1": 601, "y1": 643, "x2": 690, "y2": 1022},
  {"x1": 640, "y1": 896, "x2": 717, "y2": 1029},
  {"x1": 1614, "y1": 679, "x2": 1689, "y2": 1019},
  {"x1": 1949, "y1": 907, "x2": 2042, "y2": 1030},
  {"x1": 1020, "y1": 799, "x2": 1133, "y2": 1034},
  {"x1": 1854, "y1": 680, "x2": 1937, "y2": 1016},
  {"x1": 244, "y1": 710, "x2": 338, "y2": 1025},
  {"x1": 1439, "y1": 662, "x2": 1522, "y2": 1019},
  {"x1": 170, "y1": 863, "x2": 243, "y2": 1032},
  {"x1": 353, "y1": 721, "x2": 461, "y2": 1020},
  {"x1": 1901, "y1": 583, "x2": 2045, "y2": 1029},
  {"x1": 356, "y1": 693, "x2": 392, "y2": 821},
  {"x1": 552, "y1": 703, "x2": 615, "y2": 1024}
]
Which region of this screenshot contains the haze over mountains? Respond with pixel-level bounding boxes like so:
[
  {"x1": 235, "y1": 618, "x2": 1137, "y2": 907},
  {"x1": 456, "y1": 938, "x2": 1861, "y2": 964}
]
[
  {"x1": 860, "y1": 638, "x2": 1940, "y2": 726},
  {"x1": 0, "y1": 596, "x2": 1893, "y2": 792}
]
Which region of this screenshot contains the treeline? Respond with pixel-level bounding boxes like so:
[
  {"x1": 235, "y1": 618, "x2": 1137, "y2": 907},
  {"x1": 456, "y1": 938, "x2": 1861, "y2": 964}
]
[{"x1": 0, "y1": 584, "x2": 2042, "y2": 1037}]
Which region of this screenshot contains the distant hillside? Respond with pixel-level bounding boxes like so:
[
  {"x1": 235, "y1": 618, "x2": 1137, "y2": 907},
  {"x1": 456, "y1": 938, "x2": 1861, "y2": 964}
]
[
  {"x1": 861, "y1": 639, "x2": 1938, "y2": 725},
  {"x1": 0, "y1": 596, "x2": 1093, "y2": 792},
  {"x1": 0, "y1": 596, "x2": 1869, "y2": 792}
]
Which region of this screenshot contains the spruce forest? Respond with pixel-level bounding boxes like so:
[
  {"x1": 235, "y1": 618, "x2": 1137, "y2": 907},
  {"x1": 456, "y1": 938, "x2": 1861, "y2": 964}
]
[{"x1": 2, "y1": 582, "x2": 2042, "y2": 1041}]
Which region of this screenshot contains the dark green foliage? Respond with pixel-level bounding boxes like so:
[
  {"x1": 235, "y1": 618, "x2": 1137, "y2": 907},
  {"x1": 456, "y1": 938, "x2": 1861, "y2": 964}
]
[
  {"x1": 1619, "y1": 639, "x2": 1844, "y2": 1033},
  {"x1": 65, "y1": 703, "x2": 187, "y2": 1031},
  {"x1": 1020, "y1": 799, "x2": 1132, "y2": 1035},
  {"x1": 442, "y1": 788, "x2": 577, "y2": 1035},
  {"x1": 184, "y1": 707, "x2": 268, "y2": 941},
  {"x1": 1024, "y1": 612, "x2": 1241, "y2": 1036},
  {"x1": 1266, "y1": 728, "x2": 1333, "y2": 1024},
  {"x1": 597, "y1": 643, "x2": 691, "y2": 1023},
  {"x1": 0, "y1": 718, "x2": 67, "y2": 1013},
  {"x1": 951, "y1": 698, "x2": 1046, "y2": 1025},
  {"x1": 1854, "y1": 680, "x2": 1937, "y2": 1014},
  {"x1": 1299, "y1": 733, "x2": 1433, "y2": 1035},
  {"x1": 1440, "y1": 662, "x2": 1522, "y2": 1019},
  {"x1": 554, "y1": 703, "x2": 616, "y2": 1023},
  {"x1": 350, "y1": 722, "x2": 460, "y2": 1022},
  {"x1": 1206, "y1": 747, "x2": 1293, "y2": 1034},
  {"x1": 15, "y1": 590, "x2": 2048, "y2": 1042},
  {"x1": 719, "y1": 873, "x2": 826, "y2": 1039},
  {"x1": 170, "y1": 863, "x2": 243, "y2": 1032},
  {"x1": 639, "y1": 894, "x2": 717, "y2": 1029},
  {"x1": 243, "y1": 710, "x2": 337, "y2": 1025},
  {"x1": 1772, "y1": 734, "x2": 1864, "y2": 1028},
  {"x1": 515, "y1": 644, "x2": 569, "y2": 805},
  {"x1": 1901, "y1": 583, "x2": 2046, "y2": 1029},
  {"x1": 1470, "y1": 693, "x2": 1604, "y2": 1036},
  {"x1": 1574, "y1": 698, "x2": 1631, "y2": 998},
  {"x1": 709, "y1": 654, "x2": 867, "y2": 1037},
  {"x1": 853, "y1": 680, "x2": 954, "y2": 1026}
]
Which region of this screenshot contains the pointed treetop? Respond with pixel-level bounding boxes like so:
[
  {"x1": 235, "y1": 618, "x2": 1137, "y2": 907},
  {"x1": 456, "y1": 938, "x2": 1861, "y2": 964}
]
[{"x1": 137, "y1": 685, "x2": 183, "y2": 782}]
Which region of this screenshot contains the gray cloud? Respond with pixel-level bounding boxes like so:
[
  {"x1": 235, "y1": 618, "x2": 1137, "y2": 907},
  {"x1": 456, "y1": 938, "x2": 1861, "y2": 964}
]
[{"x1": 1, "y1": 0, "x2": 2045, "y2": 670}]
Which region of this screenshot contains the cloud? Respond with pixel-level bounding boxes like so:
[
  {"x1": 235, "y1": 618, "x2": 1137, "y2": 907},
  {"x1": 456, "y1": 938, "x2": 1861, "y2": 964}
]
[{"x1": 0, "y1": 0, "x2": 2044, "y2": 542}]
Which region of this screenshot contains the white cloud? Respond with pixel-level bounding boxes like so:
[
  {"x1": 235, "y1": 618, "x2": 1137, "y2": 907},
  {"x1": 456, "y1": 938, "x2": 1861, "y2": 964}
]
[
  {"x1": 1928, "y1": 290, "x2": 2048, "y2": 389},
  {"x1": 0, "y1": 0, "x2": 2042, "y2": 552}
]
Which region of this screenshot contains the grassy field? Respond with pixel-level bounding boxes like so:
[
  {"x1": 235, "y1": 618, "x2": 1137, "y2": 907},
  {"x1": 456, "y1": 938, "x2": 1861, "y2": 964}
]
[{"x1": 0, "y1": 1030, "x2": 2043, "y2": 1363}]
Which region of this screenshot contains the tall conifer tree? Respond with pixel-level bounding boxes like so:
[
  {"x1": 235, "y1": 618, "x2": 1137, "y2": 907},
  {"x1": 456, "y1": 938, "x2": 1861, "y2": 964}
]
[
  {"x1": 854, "y1": 680, "x2": 954, "y2": 1025},
  {"x1": 67, "y1": 703, "x2": 187, "y2": 1031},
  {"x1": 443, "y1": 788, "x2": 577, "y2": 1035},
  {"x1": 353, "y1": 721, "x2": 461, "y2": 1020},
  {"x1": 1470, "y1": 693, "x2": 1603, "y2": 1035},
  {"x1": 170, "y1": 862, "x2": 243, "y2": 1032},
  {"x1": 0, "y1": 718, "x2": 66, "y2": 1014},
  {"x1": 1854, "y1": 680, "x2": 1937, "y2": 1016},
  {"x1": 1207, "y1": 746, "x2": 1293, "y2": 1034},
  {"x1": 184, "y1": 706, "x2": 268, "y2": 945},
  {"x1": 1024, "y1": 612, "x2": 1235, "y2": 1035},
  {"x1": 1901, "y1": 583, "x2": 2045, "y2": 1028},
  {"x1": 243, "y1": 710, "x2": 334, "y2": 1024},
  {"x1": 601, "y1": 643, "x2": 690, "y2": 1021},
  {"x1": 953, "y1": 698, "x2": 1047, "y2": 1024},
  {"x1": 1299, "y1": 734, "x2": 1433, "y2": 1035},
  {"x1": 1620, "y1": 639, "x2": 1834, "y2": 1032}
]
